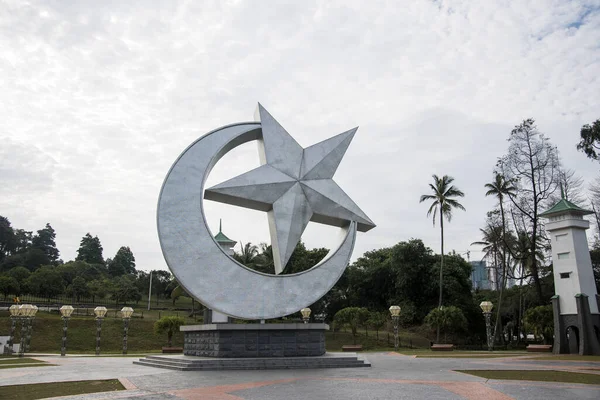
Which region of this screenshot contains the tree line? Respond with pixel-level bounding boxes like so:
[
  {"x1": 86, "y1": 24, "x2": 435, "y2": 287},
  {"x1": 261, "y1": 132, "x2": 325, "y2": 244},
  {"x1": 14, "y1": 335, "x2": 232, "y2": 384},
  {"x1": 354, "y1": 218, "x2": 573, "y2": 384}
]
[
  {"x1": 1, "y1": 116, "x2": 599, "y2": 346},
  {"x1": 327, "y1": 117, "x2": 600, "y2": 345},
  {"x1": 0, "y1": 221, "x2": 175, "y2": 305}
]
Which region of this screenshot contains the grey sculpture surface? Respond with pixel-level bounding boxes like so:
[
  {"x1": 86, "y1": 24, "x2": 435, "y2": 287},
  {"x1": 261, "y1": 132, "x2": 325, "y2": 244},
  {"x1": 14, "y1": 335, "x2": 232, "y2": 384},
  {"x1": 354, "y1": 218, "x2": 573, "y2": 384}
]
[
  {"x1": 157, "y1": 105, "x2": 374, "y2": 319},
  {"x1": 206, "y1": 104, "x2": 375, "y2": 274}
]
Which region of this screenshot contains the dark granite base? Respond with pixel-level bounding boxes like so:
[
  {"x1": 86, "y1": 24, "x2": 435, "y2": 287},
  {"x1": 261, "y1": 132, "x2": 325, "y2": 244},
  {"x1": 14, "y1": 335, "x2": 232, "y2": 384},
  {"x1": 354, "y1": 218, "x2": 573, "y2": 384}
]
[
  {"x1": 181, "y1": 323, "x2": 328, "y2": 358},
  {"x1": 552, "y1": 294, "x2": 600, "y2": 355}
]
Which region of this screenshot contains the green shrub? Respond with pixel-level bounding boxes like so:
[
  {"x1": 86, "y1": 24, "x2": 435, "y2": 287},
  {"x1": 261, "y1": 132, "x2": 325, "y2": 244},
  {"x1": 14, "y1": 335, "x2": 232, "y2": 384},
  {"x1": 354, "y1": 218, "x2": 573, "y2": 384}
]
[
  {"x1": 424, "y1": 306, "x2": 467, "y2": 344},
  {"x1": 154, "y1": 316, "x2": 185, "y2": 347},
  {"x1": 524, "y1": 305, "x2": 553, "y2": 344},
  {"x1": 334, "y1": 307, "x2": 369, "y2": 344}
]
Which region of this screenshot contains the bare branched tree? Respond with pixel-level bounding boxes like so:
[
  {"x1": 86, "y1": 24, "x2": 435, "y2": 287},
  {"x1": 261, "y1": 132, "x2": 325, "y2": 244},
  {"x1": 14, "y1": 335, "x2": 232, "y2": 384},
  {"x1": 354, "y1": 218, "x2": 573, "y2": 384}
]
[
  {"x1": 549, "y1": 167, "x2": 585, "y2": 206},
  {"x1": 587, "y1": 176, "x2": 600, "y2": 244},
  {"x1": 497, "y1": 119, "x2": 560, "y2": 304}
]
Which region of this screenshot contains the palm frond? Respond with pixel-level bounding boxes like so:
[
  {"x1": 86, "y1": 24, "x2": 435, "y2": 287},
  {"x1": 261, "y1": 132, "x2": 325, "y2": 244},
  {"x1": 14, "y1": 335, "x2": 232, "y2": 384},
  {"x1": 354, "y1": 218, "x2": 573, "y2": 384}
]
[{"x1": 446, "y1": 199, "x2": 466, "y2": 211}]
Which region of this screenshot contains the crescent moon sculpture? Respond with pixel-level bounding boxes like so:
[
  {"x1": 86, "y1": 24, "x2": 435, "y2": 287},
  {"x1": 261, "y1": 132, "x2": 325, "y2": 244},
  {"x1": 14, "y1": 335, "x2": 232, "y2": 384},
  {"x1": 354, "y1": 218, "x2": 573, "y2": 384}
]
[{"x1": 157, "y1": 104, "x2": 375, "y2": 320}]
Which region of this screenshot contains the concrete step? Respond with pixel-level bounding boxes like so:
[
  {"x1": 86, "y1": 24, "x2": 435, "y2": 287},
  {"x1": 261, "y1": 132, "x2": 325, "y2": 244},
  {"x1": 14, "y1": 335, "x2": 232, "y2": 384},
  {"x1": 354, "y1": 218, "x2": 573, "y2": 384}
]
[
  {"x1": 134, "y1": 354, "x2": 370, "y2": 371},
  {"x1": 144, "y1": 355, "x2": 363, "y2": 365}
]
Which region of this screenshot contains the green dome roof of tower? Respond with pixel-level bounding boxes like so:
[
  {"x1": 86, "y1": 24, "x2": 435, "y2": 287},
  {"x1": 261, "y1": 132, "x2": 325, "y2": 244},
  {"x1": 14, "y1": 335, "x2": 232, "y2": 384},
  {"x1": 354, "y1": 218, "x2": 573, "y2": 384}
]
[
  {"x1": 540, "y1": 187, "x2": 593, "y2": 217},
  {"x1": 214, "y1": 219, "x2": 237, "y2": 245}
]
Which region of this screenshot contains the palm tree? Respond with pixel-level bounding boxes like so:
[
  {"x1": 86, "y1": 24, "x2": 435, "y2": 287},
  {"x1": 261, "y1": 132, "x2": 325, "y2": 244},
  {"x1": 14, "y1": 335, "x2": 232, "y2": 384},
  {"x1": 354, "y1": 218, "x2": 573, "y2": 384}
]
[
  {"x1": 484, "y1": 173, "x2": 517, "y2": 345},
  {"x1": 255, "y1": 243, "x2": 275, "y2": 273},
  {"x1": 471, "y1": 223, "x2": 503, "y2": 287},
  {"x1": 234, "y1": 242, "x2": 259, "y2": 267},
  {"x1": 485, "y1": 173, "x2": 517, "y2": 274},
  {"x1": 419, "y1": 175, "x2": 466, "y2": 316}
]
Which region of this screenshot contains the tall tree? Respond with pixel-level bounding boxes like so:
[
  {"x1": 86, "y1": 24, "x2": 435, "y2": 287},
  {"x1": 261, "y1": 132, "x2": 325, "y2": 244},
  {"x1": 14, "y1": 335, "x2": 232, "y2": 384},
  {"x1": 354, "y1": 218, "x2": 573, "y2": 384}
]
[
  {"x1": 284, "y1": 242, "x2": 328, "y2": 274},
  {"x1": 31, "y1": 223, "x2": 60, "y2": 263},
  {"x1": 149, "y1": 270, "x2": 172, "y2": 305},
  {"x1": 587, "y1": 176, "x2": 600, "y2": 242},
  {"x1": 549, "y1": 168, "x2": 585, "y2": 206},
  {"x1": 589, "y1": 246, "x2": 600, "y2": 292},
  {"x1": 576, "y1": 118, "x2": 600, "y2": 161},
  {"x1": 69, "y1": 276, "x2": 90, "y2": 302},
  {"x1": 24, "y1": 248, "x2": 50, "y2": 271},
  {"x1": 484, "y1": 173, "x2": 517, "y2": 344},
  {"x1": 255, "y1": 243, "x2": 275, "y2": 273},
  {"x1": 0, "y1": 216, "x2": 15, "y2": 262},
  {"x1": 12, "y1": 229, "x2": 32, "y2": 254},
  {"x1": 390, "y1": 240, "x2": 436, "y2": 321},
  {"x1": 497, "y1": 119, "x2": 559, "y2": 304},
  {"x1": 419, "y1": 175, "x2": 466, "y2": 308},
  {"x1": 108, "y1": 246, "x2": 136, "y2": 276},
  {"x1": 76, "y1": 233, "x2": 104, "y2": 265},
  {"x1": 7, "y1": 266, "x2": 30, "y2": 289},
  {"x1": 110, "y1": 275, "x2": 141, "y2": 304},
  {"x1": 420, "y1": 175, "x2": 466, "y2": 343},
  {"x1": 25, "y1": 266, "x2": 65, "y2": 298}
]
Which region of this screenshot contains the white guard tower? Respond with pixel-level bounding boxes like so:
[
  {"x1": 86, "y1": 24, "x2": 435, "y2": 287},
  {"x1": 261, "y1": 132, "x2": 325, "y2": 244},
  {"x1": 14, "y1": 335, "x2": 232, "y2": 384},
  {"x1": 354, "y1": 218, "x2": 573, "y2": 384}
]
[{"x1": 540, "y1": 191, "x2": 600, "y2": 355}]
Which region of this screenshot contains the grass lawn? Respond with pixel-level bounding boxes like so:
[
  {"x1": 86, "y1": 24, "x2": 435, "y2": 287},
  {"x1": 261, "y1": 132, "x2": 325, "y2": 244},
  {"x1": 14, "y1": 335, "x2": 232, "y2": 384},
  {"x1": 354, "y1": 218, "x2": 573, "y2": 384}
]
[
  {"x1": 0, "y1": 357, "x2": 48, "y2": 364},
  {"x1": 527, "y1": 355, "x2": 600, "y2": 362},
  {"x1": 456, "y1": 370, "x2": 600, "y2": 384},
  {"x1": 416, "y1": 354, "x2": 523, "y2": 358},
  {"x1": 0, "y1": 379, "x2": 124, "y2": 400},
  {"x1": 0, "y1": 311, "x2": 187, "y2": 353},
  {"x1": 0, "y1": 363, "x2": 55, "y2": 369},
  {"x1": 0, "y1": 357, "x2": 55, "y2": 369},
  {"x1": 0, "y1": 310, "x2": 432, "y2": 354},
  {"x1": 395, "y1": 349, "x2": 527, "y2": 358}
]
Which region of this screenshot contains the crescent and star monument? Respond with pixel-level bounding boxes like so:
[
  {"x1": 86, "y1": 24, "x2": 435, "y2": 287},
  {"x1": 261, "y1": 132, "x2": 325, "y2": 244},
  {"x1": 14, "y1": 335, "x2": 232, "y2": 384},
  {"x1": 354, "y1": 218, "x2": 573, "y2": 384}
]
[{"x1": 157, "y1": 103, "x2": 375, "y2": 320}]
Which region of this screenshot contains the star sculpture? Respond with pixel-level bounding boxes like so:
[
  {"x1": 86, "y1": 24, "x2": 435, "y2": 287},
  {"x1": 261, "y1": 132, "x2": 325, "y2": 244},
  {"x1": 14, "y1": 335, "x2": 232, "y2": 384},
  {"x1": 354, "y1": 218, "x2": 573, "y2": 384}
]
[{"x1": 204, "y1": 104, "x2": 375, "y2": 275}]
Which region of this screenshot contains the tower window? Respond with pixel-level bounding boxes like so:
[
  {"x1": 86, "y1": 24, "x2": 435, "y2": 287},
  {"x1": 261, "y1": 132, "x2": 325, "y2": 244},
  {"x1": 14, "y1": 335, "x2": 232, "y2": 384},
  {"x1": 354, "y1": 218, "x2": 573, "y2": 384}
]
[
  {"x1": 559, "y1": 272, "x2": 571, "y2": 279},
  {"x1": 557, "y1": 252, "x2": 570, "y2": 260},
  {"x1": 555, "y1": 233, "x2": 567, "y2": 242}
]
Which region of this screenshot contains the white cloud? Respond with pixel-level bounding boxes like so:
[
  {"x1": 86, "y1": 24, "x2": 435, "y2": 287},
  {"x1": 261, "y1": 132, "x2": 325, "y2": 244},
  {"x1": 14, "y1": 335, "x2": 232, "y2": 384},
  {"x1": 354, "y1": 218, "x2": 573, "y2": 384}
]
[{"x1": 1, "y1": 0, "x2": 599, "y2": 270}]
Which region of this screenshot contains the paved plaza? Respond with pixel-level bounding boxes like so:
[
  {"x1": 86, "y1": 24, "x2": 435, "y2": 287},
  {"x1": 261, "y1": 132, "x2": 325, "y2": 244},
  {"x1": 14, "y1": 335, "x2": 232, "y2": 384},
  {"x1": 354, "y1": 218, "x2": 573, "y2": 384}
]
[{"x1": 1, "y1": 353, "x2": 600, "y2": 399}]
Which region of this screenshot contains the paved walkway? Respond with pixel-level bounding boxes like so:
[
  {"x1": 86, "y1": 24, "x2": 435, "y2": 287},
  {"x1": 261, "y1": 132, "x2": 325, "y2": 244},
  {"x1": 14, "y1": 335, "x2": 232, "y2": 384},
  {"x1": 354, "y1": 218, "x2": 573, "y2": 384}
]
[{"x1": 1, "y1": 353, "x2": 599, "y2": 399}]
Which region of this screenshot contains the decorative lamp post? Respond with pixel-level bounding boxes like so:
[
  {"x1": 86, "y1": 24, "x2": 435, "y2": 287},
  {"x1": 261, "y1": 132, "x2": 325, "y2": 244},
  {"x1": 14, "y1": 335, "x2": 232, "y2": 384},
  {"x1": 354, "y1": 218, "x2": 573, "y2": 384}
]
[
  {"x1": 26, "y1": 305, "x2": 38, "y2": 353},
  {"x1": 480, "y1": 301, "x2": 494, "y2": 351},
  {"x1": 18, "y1": 304, "x2": 34, "y2": 357},
  {"x1": 94, "y1": 306, "x2": 108, "y2": 356},
  {"x1": 300, "y1": 308, "x2": 311, "y2": 324},
  {"x1": 60, "y1": 305, "x2": 74, "y2": 356},
  {"x1": 389, "y1": 305, "x2": 401, "y2": 352},
  {"x1": 8, "y1": 305, "x2": 20, "y2": 355},
  {"x1": 120, "y1": 307, "x2": 134, "y2": 355}
]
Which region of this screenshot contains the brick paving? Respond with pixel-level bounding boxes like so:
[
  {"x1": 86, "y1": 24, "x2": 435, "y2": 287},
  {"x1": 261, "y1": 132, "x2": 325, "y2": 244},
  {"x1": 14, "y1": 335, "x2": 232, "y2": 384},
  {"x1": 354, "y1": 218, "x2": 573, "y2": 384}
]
[{"x1": 0, "y1": 353, "x2": 598, "y2": 399}]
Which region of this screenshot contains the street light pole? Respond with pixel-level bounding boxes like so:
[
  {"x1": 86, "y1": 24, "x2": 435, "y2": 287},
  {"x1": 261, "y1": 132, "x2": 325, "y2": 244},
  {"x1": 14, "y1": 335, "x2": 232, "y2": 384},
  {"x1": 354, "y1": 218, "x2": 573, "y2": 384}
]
[
  {"x1": 147, "y1": 271, "x2": 153, "y2": 311},
  {"x1": 389, "y1": 305, "x2": 401, "y2": 352},
  {"x1": 94, "y1": 306, "x2": 107, "y2": 356},
  {"x1": 18, "y1": 304, "x2": 34, "y2": 357},
  {"x1": 8, "y1": 305, "x2": 19, "y2": 356},
  {"x1": 480, "y1": 301, "x2": 494, "y2": 351},
  {"x1": 121, "y1": 307, "x2": 134, "y2": 355},
  {"x1": 60, "y1": 305, "x2": 74, "y2": 357},
  {"x1": 25, "y1": 305, "x2": 38, "y2": 353},
  {"x1": 18, "y1": 314, "x2": 27, "y2": 357}
]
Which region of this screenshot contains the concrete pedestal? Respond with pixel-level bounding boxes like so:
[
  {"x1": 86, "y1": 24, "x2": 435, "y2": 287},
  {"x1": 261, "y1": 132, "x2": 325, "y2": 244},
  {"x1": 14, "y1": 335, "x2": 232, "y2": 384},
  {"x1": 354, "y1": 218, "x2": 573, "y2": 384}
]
[{"x1": 181, "y1": 323, "x2": 327, "y2": 358}]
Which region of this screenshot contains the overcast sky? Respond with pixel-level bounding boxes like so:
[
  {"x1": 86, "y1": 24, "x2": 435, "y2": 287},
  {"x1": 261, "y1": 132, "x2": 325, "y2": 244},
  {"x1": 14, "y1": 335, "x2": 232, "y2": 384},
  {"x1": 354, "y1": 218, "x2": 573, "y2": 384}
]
[{"x1": 1, "y1": 0, "x2": 599, "y2": 273}]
